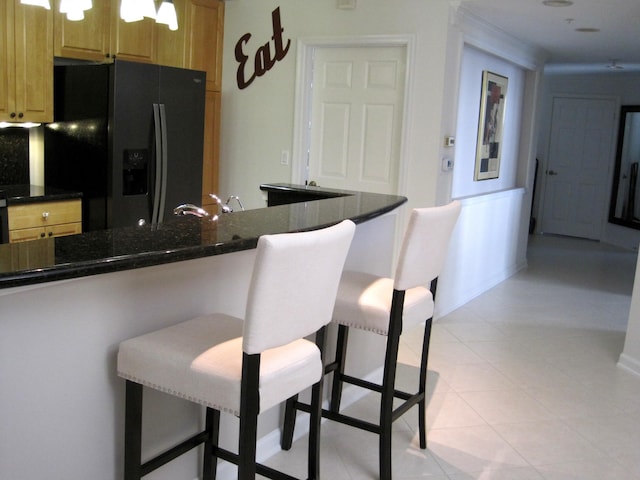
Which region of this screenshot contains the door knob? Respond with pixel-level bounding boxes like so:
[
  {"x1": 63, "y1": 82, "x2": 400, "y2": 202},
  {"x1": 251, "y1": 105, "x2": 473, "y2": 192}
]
[{"x1": 546, "y1": 170, "x2": 558, "y2": 176}]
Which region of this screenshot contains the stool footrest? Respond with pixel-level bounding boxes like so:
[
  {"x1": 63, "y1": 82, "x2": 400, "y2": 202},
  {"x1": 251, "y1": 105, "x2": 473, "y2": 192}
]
[
  {"x1": 292, "y1": 386, "x2": 424, "y2": 436},
  {"x1": 340, "y1": 373, "x2": 415, "y2": 402},
  {"x1": 141, "y1": 431, "x2": 209, "y2": 476},
  {"x1": 212, "y1": 446, "x2": 300, "y2": 480}
]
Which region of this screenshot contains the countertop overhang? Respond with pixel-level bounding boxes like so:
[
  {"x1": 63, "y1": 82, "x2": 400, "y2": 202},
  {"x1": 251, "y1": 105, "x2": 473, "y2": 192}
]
[
  {"x1": 0, "y1": 184, "x2": 83, "y2": 205},
  {"x1": 0, "y1": 184, "x2": 406, "y2": 289}
]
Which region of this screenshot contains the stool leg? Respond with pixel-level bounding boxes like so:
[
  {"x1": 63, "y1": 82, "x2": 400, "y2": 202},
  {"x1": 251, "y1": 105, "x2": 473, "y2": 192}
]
[
  {"x1": 308, "y1": 326, "x2": 327, "y2": 480},
  {"x1": 330, "y1": 324, "x2": 349, "y2": 412},
  {"x1": 379, "y1": 290, "x2": 405, "y2": 480},
  {"x1": 281, "y1": 394, "x2": 298, "y2": 450},
  {"x1": 124, "y1": 381, "x2": 143, "y2": 480},
  {"x1": 418, "y1": 317, "x2": 432, "y2": 449},
  {"x1": 203, "y1": 408, "x2": 220, "y2": 479},
  {"x1": 239, "y1": 353, "x2": 260, "y2": 480},
  {"x1": 380, "y1": 331, "x2": 400, "y2": 480}
]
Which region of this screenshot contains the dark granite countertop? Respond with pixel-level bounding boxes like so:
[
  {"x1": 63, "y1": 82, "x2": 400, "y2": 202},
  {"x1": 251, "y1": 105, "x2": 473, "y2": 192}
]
[
  {"x1": 0, "y1": 184, "x2": 83, "y2": 205},
  {"x1": 0, "y1": 184, "x2": 406, "y2": 289}
]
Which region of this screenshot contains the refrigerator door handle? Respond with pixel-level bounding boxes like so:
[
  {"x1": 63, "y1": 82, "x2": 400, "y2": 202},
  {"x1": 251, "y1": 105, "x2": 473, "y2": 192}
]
[
  {"x1": 152, "y1": 104, "x2": 163, "y2": 225},
  {"x1": 158, "y1": 103, "x2": 169, "y2": 223}
]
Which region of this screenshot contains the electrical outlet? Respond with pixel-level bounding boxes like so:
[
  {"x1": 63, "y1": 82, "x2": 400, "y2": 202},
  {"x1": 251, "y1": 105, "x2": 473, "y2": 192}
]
[{"x1": 281, "y1": 150, "x2": 290, "y2": 166}]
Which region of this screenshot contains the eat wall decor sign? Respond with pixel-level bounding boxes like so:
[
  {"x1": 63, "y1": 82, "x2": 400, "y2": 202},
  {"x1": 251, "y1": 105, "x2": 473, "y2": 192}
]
[{"x1": 235, "y1": 7, "x2": 291, "y2": 90}]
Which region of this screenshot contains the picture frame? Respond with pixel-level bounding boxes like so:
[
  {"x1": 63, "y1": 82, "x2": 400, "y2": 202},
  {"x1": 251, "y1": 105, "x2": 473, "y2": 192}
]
[{"x1": 474, "y1": 70, "x2": 508, "y2": 181}]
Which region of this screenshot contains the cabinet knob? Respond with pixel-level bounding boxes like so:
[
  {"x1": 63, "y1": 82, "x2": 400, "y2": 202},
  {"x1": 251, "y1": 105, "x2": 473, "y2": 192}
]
[
  {"x1": 40, "y1": 232, "x2": 45, "y2": 238},
  {"x1": 10, "y1": 112, "x2": 16, "y2": 118},
  {"x1": 18, "y1": 112, "x2": 24, "y2": 119},
  {"x1": 42, "y1": 211, "x2": 50, "y2": 219},
  {"x1": 48, "y1": 231, "x2": 53, "y2": 237}
]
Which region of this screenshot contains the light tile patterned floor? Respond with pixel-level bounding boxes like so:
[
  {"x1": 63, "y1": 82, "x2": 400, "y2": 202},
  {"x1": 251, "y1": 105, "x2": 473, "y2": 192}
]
[{"x1": 264, "y1": 234, "x2": 640, "y2": 479}]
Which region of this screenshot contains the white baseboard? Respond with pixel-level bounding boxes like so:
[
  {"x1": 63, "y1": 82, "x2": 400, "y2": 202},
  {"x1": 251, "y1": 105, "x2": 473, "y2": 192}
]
[{"x1": 617, "y1": 353, "x2": 640, "y2": 378}]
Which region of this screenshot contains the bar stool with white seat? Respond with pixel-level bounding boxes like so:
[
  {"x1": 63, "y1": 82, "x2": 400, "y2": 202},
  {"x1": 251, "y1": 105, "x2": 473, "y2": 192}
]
[
  {"x1": 282, "y1": 201, "x2": 461, "y2": 480},
  {"x1": 117, "y1": 219, "x2": 356, "y2": 480}
]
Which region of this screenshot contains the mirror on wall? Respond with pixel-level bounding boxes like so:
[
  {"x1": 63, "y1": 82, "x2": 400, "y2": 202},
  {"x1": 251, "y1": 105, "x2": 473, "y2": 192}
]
[{"x1": 610, "y1": 106, "x2": 640, "y2": 230}]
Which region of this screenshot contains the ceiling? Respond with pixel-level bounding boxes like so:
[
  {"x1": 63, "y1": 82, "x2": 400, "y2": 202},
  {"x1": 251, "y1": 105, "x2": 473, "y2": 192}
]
[{"x1": 458, "y1": 0, "x2": 640, "y2": 71}]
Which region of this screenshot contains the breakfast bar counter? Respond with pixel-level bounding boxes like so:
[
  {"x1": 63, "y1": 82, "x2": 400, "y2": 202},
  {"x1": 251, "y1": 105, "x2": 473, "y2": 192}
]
[
  {"x1": 0, "y1": 184, "x2": 406, "y2": 289},
  {"x1": 0, "y1": 184, "x2": 406, "y2": 480}
]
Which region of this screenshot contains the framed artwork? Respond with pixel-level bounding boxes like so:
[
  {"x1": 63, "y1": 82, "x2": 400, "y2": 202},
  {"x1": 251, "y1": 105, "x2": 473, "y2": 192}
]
[{"x1": 474, "y1": 70, "x2": 508, "y2": 181}]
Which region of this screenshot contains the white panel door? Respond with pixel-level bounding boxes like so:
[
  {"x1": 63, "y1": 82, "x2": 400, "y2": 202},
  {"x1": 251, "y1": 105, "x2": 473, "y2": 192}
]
[
  {"x1": 307, "y1": 46, "x2": 406, "y2": 194},
  {"x1": 540, "y1": 97, "x2": 617, "y2": 240}
]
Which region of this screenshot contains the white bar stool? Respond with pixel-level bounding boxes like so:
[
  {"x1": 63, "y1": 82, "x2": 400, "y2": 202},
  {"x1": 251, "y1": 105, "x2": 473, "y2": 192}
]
[
  {"x1": 117, "y1": 219, "x2": 355, "y2": 480},
  {"x1": 282, "y1": 201, "x2": 461, "y2": 480}
]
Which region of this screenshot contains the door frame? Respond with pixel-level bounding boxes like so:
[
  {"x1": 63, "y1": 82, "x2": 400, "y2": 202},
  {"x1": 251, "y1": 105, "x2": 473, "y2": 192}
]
[
  {"x1": 290, "y1": 34, "x2": 415, "y2": 195},
  {"x1": 538, "y1": 94, "x2": 619, "y2": 240}
]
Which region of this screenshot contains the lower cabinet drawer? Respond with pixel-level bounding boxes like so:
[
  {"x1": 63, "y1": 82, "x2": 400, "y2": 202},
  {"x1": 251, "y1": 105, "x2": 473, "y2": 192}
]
[
  {"x1": 8, "y1": 199, "x2": 83, "y2": 243},
  {"x1": 9, "y1": 222, "x2": 83, "y2": 243},
  {"x1": 8, "y1": 199, "x2": 82, "y2": 231}
]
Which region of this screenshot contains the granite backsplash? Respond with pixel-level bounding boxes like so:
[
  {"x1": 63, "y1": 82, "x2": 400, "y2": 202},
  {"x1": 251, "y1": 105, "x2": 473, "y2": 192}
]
[{"x1": 0, "y1": 129, "x2": 29, "y2": 185}]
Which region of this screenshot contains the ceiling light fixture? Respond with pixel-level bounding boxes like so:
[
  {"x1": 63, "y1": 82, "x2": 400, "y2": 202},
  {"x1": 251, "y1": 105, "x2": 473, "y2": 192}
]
[
  {"x1": 156, "y1": 0, "x2": 178, "y2": 31},
  {"x1": 140, "y1": 0, "x2": 157, "y2": 19},
  {"x1": 19, "y1": 0, "x2": 51, "y2": 9},
  {"x1": 120, "y1": 0, "x2": 144, "y2": 22},
  {"x1": 542, "y1": 0, "x2": 573, "y2": 6},
  {"x1": 59, "y1": 0, "x2": 92, "y2": 21}
]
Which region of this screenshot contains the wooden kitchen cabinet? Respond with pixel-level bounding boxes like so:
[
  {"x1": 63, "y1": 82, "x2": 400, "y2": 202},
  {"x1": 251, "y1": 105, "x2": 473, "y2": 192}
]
[
  {"x1": 53, "y1": 0, "x2": 110, "y2": 61},
  {"x1": 0, "y1": 0, "x2": 53, "y2": 123},
  {"x1": 8, "y1": 199, "x2": 82, "y2": 243},
  {"x1": 186, "y1": 0, "x2": 224, "y2": 91},
  {"x1": 201, "y1": 90, "x2": 221, "y2": 206},
  {"x1": 55, "y1": 0, "x2": 191, "y2": 68},
  {"x1": 187, "y1": 0, "x2": 224, "y2": 207}
]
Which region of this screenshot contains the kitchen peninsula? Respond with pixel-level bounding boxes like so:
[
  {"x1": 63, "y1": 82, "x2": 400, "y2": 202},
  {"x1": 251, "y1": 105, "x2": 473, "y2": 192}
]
[{"x1": 0, "y1": 185, "x2": 406, "y2": 480}]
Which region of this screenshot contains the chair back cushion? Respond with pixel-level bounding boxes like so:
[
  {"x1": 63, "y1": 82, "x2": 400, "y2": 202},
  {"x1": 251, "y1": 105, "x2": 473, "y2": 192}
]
[
  {"x1": 242, "y1": 220, "x2": 356, "y2": 354},
  {"x1": 394, "y1": 201, "x2": 461, "y2": 291}
]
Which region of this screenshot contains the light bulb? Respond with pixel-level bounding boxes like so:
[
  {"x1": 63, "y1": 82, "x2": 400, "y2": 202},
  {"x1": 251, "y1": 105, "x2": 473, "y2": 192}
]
[
  {"x1": 156, "y1": 0, "x2": 178, "y2": 31},
  {"x1": 141, "y1": 0, "x2": 157, "y2": 19},
  {"x1": 120, "y1": 0, "x2": 143, "y2": 22},
  {"x1": 20, "y1": 0, "x2": 51, "y2": 9}
]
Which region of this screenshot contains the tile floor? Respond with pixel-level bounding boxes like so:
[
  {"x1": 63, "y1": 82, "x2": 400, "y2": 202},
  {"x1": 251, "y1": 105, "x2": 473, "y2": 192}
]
[{"x1": 265, "y1": 234, "x2": 640, "y2": 479}]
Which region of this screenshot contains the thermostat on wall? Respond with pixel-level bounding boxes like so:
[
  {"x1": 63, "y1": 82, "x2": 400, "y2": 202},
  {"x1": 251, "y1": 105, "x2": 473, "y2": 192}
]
[{"x1": 444, "y1": 136, "x2": 455, "y2": 147}]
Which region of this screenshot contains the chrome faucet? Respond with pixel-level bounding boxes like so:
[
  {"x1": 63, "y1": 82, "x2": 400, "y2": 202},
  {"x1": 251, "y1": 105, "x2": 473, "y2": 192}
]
[
  {"x1": 225, "y1": 195, "x2": 245, "y2": 212},
  {"x1": 209, "y1": 194, "x2": 245, "y2": 213},
  {"x1": 173, "y1": 204, "x2": 210, "y2": 218}
]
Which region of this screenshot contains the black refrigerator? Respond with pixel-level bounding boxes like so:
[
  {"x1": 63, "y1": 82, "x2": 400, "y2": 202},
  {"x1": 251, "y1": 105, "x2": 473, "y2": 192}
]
[{"x1": 45, "y1": 60, "x2": 206, "y2": 231}]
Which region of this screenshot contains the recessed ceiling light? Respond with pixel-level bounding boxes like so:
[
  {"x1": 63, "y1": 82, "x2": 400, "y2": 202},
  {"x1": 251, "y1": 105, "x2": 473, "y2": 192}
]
[
  {"x1": 575, "y1": 27, "x2": 601, "y2": 33},
  {"x1": 542, "y1": 0, "x2": 573, "y2": 6}
]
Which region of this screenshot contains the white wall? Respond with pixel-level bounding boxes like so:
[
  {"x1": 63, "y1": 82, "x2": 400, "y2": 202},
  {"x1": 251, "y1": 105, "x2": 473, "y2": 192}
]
[
  {"x1": 433, "y1": 11, "x2": 545, "y2": 316},
  {"x1": 452, "y1": 46, "x2": 525, "y2": 197},
  {"x1": 536, "y1": 71, "x2": 640, "y2": 250},
  {"x1": 220, "y1": 2, "x2": 547, "y2": 318},
  {"x1": 219, "y1": 0, "x2": 450, "y2": 212}
]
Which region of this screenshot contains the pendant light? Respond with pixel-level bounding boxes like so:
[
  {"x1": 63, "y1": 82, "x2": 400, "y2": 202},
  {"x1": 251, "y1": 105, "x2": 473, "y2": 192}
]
[
  {"x1": 19, "y1": 0, "x2": 51, "y2": 9},
  {"x1": 59, "y1": 0, "x2": 92, "y2": 21},
  {"x1": 120, "y1": 0, "x2": 143, "y2": 22},
  {"x1": 156, "y1": 0, "x2": 178, "y2": 31},
  {"x1": 140, "y1": 0, "x2": 157, "y2": 19}
]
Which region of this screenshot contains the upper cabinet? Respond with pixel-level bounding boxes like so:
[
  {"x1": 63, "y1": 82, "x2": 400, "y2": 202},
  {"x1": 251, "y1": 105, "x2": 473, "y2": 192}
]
[
  {"x1": 53, "y1": 0, "x2": 110, "y2": 61},
  {"x1": 0, "y1": 0, "x2": 53, "y2": 123},
  {"x1": 53, "y1": 0, "x2": 220, "y2": 72},
  {"x1": 185, "y1": 0, "x2": 224, "y2": 91}
]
